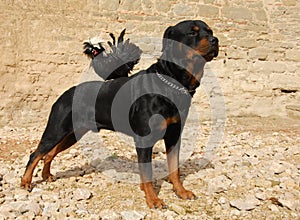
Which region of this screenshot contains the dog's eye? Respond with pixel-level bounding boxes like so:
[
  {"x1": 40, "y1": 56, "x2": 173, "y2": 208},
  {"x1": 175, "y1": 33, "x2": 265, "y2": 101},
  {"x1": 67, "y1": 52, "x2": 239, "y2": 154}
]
[
  {"x1": 188, "y1": 31, "x2": 198, "y2": 37},
  {"x1": 206, "y1": 28, "x2": 213, "y2": 35}
]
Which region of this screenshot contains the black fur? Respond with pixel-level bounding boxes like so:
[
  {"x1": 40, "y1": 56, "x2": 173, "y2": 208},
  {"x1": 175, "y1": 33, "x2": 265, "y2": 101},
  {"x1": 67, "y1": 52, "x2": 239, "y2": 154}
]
[
  {"x1": 83, "y1": 29, "x2": 142, "y2": 80},
  {"x1": 21, "y1": 20, "x2": 219, "y2": 208}
]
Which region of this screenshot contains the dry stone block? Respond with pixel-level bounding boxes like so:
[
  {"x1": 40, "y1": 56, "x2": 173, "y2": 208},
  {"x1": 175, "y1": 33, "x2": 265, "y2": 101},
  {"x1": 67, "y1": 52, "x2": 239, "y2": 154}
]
[
  {"x1": 120, "y1": 0, "x2": 142, "y2": 11},
  {"x1": 154, "y1": 0, "x2": 171, "y2": 13},
  {"x1": 253, "y1": 9, "x2": 268, "y2": 21},
  {"x1": 173, "y1": 4, "x2": 194, "y2": 17},
  {"x1": 169, "y1": 203, "x2": 186, "y2": 215},
  {"x1": 141, "y1": 2, "x2": 154, "y2": 14},
  {"x1": 230, "y1": 195, "x2": 260, "y2": 211},
  {"x1": 269, "y1": 72, "x2": 300, "y2": 89},
  {"x1": 252, "y1": 61, "x2": 287, "y2": 74},
  {"x1": 226, "y1": 47, "x2": 248, "y2": 59},
  {"x1": 282, "y1": 0, "x2": 297, "y2": 6},
  {"x1": 72, "y1": 188, "x2": 92, "y2": 201},
  {"x1": 222, "y1": 6, "x2": 253, "y2": 20},
  {"x1": 99, "y1": 0, "x2": 120, "y2": 11},
  {"x1": 249, "y1": 48, "x2": 269, "y2": 60},
  {"x1": 286, "y1": 105, "x2": 300, "y2": 120},
  {"x1": 204, "y1": 0, "x2": 215, "y2": 3},
  {"x1": 285, "y1": 49, "x2": 300, "y2": 62},
  {"x1": 1, "y1": 0, "x2": 300, "y2": 124},
  {"x1": 235, "y1": 39, "x2": 258, "y2": 49},
  {"x1": 197, "y1": 5, "x2": 219, "y2": 17},
  {"x1": 121, "y1": 211, "x2": 147, "y2": 220}
]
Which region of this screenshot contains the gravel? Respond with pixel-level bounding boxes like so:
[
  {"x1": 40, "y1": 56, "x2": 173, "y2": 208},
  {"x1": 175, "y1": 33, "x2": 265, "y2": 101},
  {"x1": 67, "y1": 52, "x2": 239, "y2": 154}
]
[{"x1": 0, "y1": 117, "x2": 299, "y2": 219}]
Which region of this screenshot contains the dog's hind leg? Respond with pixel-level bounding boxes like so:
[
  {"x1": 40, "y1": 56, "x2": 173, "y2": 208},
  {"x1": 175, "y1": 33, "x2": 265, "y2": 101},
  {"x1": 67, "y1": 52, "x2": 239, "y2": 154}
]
[
  {"x1": 41, "y1": 131, "x2": 82, "y2": 182},
  {"x1": 21, "y1": 127, "x2": 89, "y2": 191},
  {"x1": 20, "y1": 147, "x2": 45, "y2": 191},
  {"x1": 20, "y1": 127, "x2": 73, "y2": 191},
  {"x1": 21, "y1": 105, "x2": 75, "y2": 191}
]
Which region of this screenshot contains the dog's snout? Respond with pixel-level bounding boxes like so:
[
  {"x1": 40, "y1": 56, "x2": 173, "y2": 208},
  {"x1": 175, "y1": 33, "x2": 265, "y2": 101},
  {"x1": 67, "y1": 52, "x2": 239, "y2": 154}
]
[{"x1": 209, "y1": 36, "x2": 218, "y2": 46}]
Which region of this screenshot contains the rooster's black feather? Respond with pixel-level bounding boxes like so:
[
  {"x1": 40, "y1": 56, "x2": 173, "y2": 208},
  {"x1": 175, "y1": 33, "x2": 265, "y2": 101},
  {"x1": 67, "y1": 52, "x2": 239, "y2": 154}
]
[{"x1": 83, "y1": 29, "x2": 142, "y2": 80}]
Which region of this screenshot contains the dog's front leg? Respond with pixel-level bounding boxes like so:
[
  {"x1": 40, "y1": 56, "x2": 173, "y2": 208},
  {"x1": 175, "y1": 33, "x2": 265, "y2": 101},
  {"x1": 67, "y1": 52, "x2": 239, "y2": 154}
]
[
  {"x1": 165, "y1": 135, "x2": 197, "y2": 200},
  {"x1": 136, "y1": 147, "x2": 166, "y2": 209}
]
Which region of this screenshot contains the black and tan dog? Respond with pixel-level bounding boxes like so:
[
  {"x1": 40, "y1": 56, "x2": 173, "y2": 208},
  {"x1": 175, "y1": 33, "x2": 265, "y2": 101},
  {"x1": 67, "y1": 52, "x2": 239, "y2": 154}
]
[{"x1": 21, "y1": 20, "x2": 219, "y2": 208}]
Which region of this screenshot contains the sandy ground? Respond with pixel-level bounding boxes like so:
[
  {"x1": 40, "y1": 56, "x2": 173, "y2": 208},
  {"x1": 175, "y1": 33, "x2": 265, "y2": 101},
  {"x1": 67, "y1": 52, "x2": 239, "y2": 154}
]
[{"x1": 0, "y1": 116, "x2": 299, "y2": 219}]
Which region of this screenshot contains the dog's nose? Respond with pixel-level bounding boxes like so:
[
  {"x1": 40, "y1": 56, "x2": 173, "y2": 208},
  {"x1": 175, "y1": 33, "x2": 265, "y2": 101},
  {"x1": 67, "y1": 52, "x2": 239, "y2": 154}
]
[{"x1": 209, "y1": 36, "x2": 218, "y2": 46}]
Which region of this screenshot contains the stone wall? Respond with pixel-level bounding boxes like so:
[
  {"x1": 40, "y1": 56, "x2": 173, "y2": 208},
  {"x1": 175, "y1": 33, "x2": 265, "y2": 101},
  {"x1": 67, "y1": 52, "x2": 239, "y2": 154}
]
[{"x1": 0, "y1": 0, "x2": 299, "y2": 128}]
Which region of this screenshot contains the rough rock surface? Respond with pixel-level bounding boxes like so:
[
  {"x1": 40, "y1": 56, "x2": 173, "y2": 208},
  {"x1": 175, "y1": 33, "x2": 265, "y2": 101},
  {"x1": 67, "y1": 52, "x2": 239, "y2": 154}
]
[
  {"x1": 0, "y1": 117, "x2": 299, "y2": 219},
  {"x1": 1, "y1": 0, "x2": 300, "y2": 128}
]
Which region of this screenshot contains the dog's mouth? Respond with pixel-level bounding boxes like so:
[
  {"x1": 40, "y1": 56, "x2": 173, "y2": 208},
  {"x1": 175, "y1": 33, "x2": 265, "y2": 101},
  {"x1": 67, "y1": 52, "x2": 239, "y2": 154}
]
[
  {"x1": 192, "y1": 37, "x2": 219, "y2": 62},
  {"x1": 203, "y1": 48, "x2": 219, "y2": 61}
]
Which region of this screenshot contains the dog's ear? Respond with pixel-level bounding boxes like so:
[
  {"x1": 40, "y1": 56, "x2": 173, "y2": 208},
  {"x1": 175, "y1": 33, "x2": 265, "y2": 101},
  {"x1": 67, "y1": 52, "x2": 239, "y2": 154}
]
[{"x1": 162, "y1": 26, "x2": 174, "y2": 52}]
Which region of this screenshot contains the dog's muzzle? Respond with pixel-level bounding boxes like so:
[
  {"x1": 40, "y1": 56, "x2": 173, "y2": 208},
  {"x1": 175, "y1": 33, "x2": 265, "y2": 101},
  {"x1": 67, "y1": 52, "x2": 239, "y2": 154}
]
[{"x1": 204, "y1": 36, "x2": 219, "y2": 61}]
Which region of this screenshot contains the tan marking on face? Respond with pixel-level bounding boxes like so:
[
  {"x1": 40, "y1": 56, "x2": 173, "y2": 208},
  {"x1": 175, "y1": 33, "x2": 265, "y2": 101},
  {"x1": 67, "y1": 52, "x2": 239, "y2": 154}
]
[
  {"x1": 185, "y1": 38, "x2": 210, "y2": 59},
  {"x1": 192, "y1": 26, "x2": 199, "y2": 31},
  {"x1": 183, "y1": 34, "x2": 210, "y2": 88},
  {"x1": 195, "y1": 38, "x2": 210, "y2": 55}
]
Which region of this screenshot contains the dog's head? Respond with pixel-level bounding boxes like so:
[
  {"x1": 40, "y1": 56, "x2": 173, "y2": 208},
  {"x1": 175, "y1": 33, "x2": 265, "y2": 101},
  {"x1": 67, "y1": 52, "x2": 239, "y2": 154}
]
[
  {"x1": 160, "y1": 20, "x2": 219, "y2": 93},
  {"x1": 162, "y1": 20, "x2": 219, "y2": 62}
]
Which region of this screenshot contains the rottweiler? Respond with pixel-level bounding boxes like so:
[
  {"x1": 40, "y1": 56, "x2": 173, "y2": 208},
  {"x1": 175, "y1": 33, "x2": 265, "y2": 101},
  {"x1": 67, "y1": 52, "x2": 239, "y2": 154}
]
[{"x1": 21, "y1": 20, "x2": 219, "y2": 209}]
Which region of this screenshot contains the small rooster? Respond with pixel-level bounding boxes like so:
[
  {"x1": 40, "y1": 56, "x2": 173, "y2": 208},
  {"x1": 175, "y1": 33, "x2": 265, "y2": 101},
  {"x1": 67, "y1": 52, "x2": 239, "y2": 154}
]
[{"x1": 83, "y1": 29, "x2": 142, "y2": 80}]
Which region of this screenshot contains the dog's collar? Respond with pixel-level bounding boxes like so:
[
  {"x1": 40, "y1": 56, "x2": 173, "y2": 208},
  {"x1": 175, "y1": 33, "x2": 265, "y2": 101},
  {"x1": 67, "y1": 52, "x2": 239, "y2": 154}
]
[{"x1": 156, "y1": 73, "x2": 193, "y2": 95}]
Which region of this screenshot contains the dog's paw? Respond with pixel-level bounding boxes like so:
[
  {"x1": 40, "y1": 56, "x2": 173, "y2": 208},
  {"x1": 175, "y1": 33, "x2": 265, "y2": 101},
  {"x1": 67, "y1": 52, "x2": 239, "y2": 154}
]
[
  {"x1": 20, "y1": 180, "x2": 34, "y2": 192},
  {"x1": 146, "y1": 197, "x2": 167, "y2": 209},
  {"x1": 175, "y1": 189, "x2": 197, "y2": 200},
  {"x1": 42, "y1": 174, "x2": 57, "y2": 183}
]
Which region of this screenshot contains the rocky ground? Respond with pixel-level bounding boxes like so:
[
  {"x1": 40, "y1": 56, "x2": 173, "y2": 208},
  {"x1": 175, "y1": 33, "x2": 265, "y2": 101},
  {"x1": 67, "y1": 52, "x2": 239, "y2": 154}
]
[{"x1": 0, "y1": 117, "x2": 299, "y2": 220}]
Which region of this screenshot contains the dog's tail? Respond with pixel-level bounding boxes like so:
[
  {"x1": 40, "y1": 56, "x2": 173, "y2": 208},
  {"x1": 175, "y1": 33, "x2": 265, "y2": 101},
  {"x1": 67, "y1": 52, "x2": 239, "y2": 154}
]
[{"x1": 83, "y1": 29, "x2": 142, "y2": 80}]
